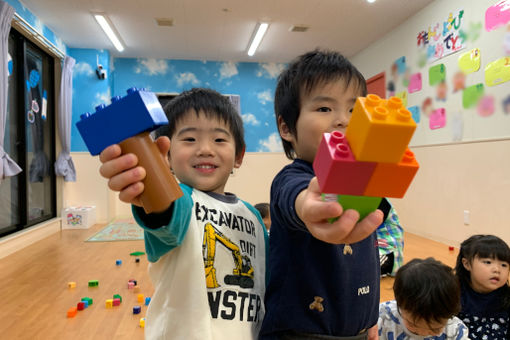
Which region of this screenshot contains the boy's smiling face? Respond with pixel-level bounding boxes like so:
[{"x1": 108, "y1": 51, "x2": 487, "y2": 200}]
[
  {"x1": 279, "y1": 78, "x2": 361, "y2": 163},
  {"x1": 169, "y1": 110, "x2": 243, "y2": 194}
]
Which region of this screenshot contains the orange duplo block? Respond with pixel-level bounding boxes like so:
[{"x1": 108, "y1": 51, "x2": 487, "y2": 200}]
[
  {"x1": 346, "y1": 95, "x2": 417, "y2": 163},
  {"x1": 363, "y1": 148, "x2": 419, "y2": 198},
  {"x1": 67, "y1": 307, "x2": 78, "y2": 318},
  {"x1": 137, "y1": 294, "x2": 144, "y2": 303},
  {"x1": 313, "y1": 131, "x2": 376, "y2": 195}
]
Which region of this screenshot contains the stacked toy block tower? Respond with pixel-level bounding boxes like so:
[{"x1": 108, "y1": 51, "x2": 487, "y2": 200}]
[
  {"x1": 313, "y1": 94, "x2": 419, "y2": 219},
  {"x1": 76, "y1": 87, "x2": 183, "y2": 213}
]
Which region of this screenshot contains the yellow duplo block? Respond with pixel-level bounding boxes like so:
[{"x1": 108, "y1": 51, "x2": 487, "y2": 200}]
[
  {"x1": 68, "y1": 282, "x2": 76, "y2": 288},
  {"x1": 346, "y1": 95, "x2": 417, "y2": 163},
  {"x1": 140, "y1": 317, "x2": 145, "y2": 328},
  {"x1": 105, "y1": 299, "x2": 113, "y2": 308},
  {"x1": 137, "y1": 294, "x2": 144, "y2": 303}
]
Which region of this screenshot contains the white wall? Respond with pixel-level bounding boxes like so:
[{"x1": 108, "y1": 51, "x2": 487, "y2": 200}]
[
  {"x1": 351, "y1": 0, "x2": 510, "y2": 246},
  {"x1": 65, "y1": 152, "x2": 291, "y2": 223}
]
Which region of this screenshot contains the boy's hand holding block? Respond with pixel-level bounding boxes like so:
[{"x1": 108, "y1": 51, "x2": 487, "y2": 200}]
[
  {"x1": 76, "y1": 87, "x2": 183, "y2": 213},
  {"x1": 313, "y1": 94, "x2": 419, "y2": 219}
]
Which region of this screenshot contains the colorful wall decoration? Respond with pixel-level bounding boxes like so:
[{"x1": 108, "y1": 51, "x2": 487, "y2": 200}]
[
  {"x1": 417, "y1": 9, "x2": 466, "y2": 62},
  {"x1": 354, "y1": 0, "x2": 510, "y2": 146}
]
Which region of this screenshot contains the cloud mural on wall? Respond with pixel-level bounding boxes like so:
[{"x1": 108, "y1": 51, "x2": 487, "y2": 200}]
[
  {"x1": 176, "y1": 72, "x2": 201, "y2": 87},
  {"x1": 257, "y1": 89, "x2": 273, "y2": 105},
  {"x1": 74, "y1": 62, "x2": 94, "y2": 77},
  {"x1": 106, "y1": 57, "x2": 281, "y2": 152},
  {"x1": 242, "y1": 113, "x2": 260, "y2": 126},
  {"x1": 219, "y1": 61, "x2": 239, "y2": 80},
  {"x1": 257, "y1": 63, "x2": 286, "y2": 79},
  {"x1": 135, "y1": 58, "x2": 169, "y2": 75},
  {"x1": 92, "y1": 88, "x2": 112, "y2": 109},
  {"x1": 258, "y1": 133, "x2": 284, "y2": 152}
]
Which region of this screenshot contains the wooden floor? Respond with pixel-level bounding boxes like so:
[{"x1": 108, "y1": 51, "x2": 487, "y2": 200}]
[{"x1": 0, "y1": 224, "x2": 458, "y2": 339}]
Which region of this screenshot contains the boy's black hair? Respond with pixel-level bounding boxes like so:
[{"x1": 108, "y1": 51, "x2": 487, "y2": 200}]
[
  {"x1": 394, "y1": 258, "x2": 460, "y2": 326},
  {"x1": 274, "y1": 49, "x2": 367, "y2": 159},
  {"x1": 254, "y1": 203, "x2": 270, "y2": 219},
  {"x1": 455, "y1": 234, "x2": 510, "y2": 309},
  {"x1": 156, "y1": 88, "x2": 245, "y2": 157}
]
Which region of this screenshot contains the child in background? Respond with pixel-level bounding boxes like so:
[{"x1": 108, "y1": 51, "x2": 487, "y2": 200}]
[
  {"x1": 99, "y1": 88, "x2": 268, "y2": 340},
  {"x1": 255, "y1": 203, "x2": 271, "y2": 232},
  {"x1": 377, "y1": 199, "x2": 404, "y2": 277},
  {"x1": 260, "y1": 49, "x2": 385, "y2": 340},
  {"x1": 379, "y1": 257, "x2": 469, "y2": 340},
  {"x1": 455, "y1": 234, "x2": 510, "y2": 340}
]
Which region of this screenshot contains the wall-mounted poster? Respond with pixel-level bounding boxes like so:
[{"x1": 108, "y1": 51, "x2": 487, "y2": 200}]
[
  {"x1": 429, "y1": 108, "x2": 446, "y2": 130},
  {"x1": 417, "y1": 9, "x2": 466, "y2": 63},
  {"x1": 458, "y1": 48, "x2": 481, "y2": 74},
  {"x1": 408, "y1": 73, "x2": 422, "y2": 93},
  {"x1": 429, "y1": 64, "x2": 446, "y2": 85},
  {"x1": 485, "y1": 1, "x2": 510, "y2": 32},
  {"x1": 485, "y1": 57, "x2": 510, "y2": 86},
  {"x1": 463, "y1": 83, "x2": 485, "y2": 108}
]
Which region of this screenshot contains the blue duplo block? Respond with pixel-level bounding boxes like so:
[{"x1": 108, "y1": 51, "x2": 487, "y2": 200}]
[{"x1": 76, "y1": 87, "x2": 168, "y2": 155}]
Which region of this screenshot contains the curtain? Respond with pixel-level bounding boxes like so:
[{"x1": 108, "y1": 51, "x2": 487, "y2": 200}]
[
  {"x1": 0, "y1": 1, "x2": 21, "y2": 181},
  {"x1": 54, "y1": 56, "x2": 76, "y2": 181}
]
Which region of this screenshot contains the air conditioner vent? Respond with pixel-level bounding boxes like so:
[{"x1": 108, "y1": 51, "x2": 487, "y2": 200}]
[
  {"x1": 289, "y1": 25, "x2": 309, "y2": 32},
  {"x1": 156, "y1": 18, "x2": 174, "y2": 27}
]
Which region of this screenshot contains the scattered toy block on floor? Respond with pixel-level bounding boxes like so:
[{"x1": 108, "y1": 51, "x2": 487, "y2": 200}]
[
  {"x1": 105, "y1": 299, "x2": 113, "y2": 308},
  {"x1": 113, "y1": 294, "x2": 122, "y2": 303},
  {"x1": 68, "y1": 282, "x2": 76, "y2": 288},
  {"x1": 67, "y1": 307, "x2": 78, "y2": 318},
  {"x1": 88, "y1": 280, "x2": 99, "y2": 287},
  {"x1": 133, "y1": 306, "x2": 141, "y2": 314},
  {"x1": 81, "y1": 297, "x2": 93, "y2": 305}
]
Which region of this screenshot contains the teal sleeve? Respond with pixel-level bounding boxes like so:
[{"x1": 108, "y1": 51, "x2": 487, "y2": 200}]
[
  {"x1": 132, "y1": 184, "x2": 194, "y2": 262},
  {"x1": 241, "y1": 200, "x2": 270, "y2": 287}
]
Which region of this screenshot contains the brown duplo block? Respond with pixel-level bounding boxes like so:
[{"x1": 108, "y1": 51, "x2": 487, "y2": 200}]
[{"x1": 119, "y1": 132, "x2": 183, "y2": 213}]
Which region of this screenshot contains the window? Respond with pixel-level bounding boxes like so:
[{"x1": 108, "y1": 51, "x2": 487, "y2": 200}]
[{"x1": 0, "y1": 29, "x2": 56, "y2": 237}]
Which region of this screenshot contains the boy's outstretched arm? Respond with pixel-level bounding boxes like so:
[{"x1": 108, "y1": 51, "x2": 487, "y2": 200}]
[
  {"x1": 99, "y1": 136, "x2": 171, "y2": 208},
  {"x1": 295, "y1": 177, "x2": 383, "y2": 244}
]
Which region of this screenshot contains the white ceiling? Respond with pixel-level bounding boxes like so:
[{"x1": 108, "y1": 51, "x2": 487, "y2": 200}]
[{"x1": 21, "y1": 0, "x2": 435, "y2": 63}]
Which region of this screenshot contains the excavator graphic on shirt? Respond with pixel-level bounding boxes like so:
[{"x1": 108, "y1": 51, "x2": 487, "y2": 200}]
[{"x1": 202, "y1": 223, "x2": 254, "y2": 289}]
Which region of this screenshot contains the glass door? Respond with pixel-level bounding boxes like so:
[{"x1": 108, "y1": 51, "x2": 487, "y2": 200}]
[{"x1": 0, "y1": 29, "x2": 56, "y2": 237}]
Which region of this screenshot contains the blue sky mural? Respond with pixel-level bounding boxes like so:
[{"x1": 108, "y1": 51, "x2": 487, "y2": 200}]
[{"x1": 71, "y1": 52, "x2": 286, "y2": 153}]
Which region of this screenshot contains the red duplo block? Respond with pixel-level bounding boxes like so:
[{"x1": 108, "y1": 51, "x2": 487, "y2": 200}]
[
  {"x1": 363, "y1": 148, "x2": 419, "y2": 198},
  {"x1": 313, "y1": 131, "x2": 376, "y2": 195},
  {"x1": 77, "y1": 301, "x2": 85, "y2": 311}
]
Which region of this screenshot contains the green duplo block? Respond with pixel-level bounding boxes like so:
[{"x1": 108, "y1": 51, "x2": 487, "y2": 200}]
[
  {"x1": 88, "y1": 280, "x2": 99, "y2": 287},
  {"x1": 323, "y1": 194, "x2": 382, "y2": 221},
  {"x1": 113, "y1": 294, "x2": 122, "y2": 303},
  {"x1": 81, "y1": 297, "x2": 93, "y2": 305}
]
